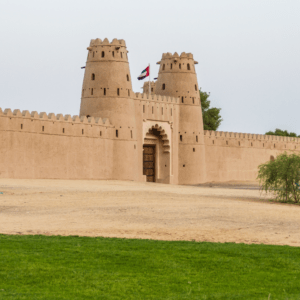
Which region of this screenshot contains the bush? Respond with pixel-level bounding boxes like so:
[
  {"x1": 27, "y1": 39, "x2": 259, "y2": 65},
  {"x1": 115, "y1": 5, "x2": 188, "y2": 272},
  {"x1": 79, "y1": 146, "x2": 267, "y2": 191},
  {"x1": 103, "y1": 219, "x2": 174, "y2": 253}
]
[{"x1": 257, "y1": 152, "x2": 300, "y2": 203}]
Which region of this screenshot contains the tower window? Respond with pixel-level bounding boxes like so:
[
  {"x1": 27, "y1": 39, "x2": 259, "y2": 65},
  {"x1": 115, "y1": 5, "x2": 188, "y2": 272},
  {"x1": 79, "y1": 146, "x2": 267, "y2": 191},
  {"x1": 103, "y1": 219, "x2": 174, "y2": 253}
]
[
  {"x1": 226, "y1": 141, "x2": 228, "y2": 145},
  {"x1": 192, "y1": 97, "x2": 194, "y2": 104},
  {"x1": 91, "y1": 88, "x2": 93, "y2": 95},
  {"x1": 91, "y1": 73, "x2": 95, "y2": 80},
  {"x1": 162, "y1": 64, "x2": 165, "y2": 71},
  {"x1": 127, "y1": 74, "x2": 130, "y2": 81},
  {"x1": 151, "y1": 87, "x2": 153, "y2": 92},
  {"x1": 101, "y1": 51, "x2": 105, "y2": 58},
  {"x1": 100, "y1": 131, "x2": 102, "y2": 136},
  {"x1": 143, "y1": 105, "x2": 145, "y2": 113},
  {"x1": 187, "y1": 63, "x2": 190, "y2": 70},
  {"x1": 162, "y1": 83, "x2": 165, "y2": 90},
  {"x1": 104, "y1": 88, "x2": 106, "y2": 95},
  {"x1": 181, "y1": 97, "x2": 184, "y2": 103},
  {"x1": 170, "y1": 63, "x2": 172, "y2": 70},
  {"x1": 180, "y1": 135, "x2": 182, "y2": 141},
  {"x1": 42, "y1": 126, "x2": 44, "y2": 132},
  {"x1": 117, "y1": 88, "x2": 120, "y2": 96},
  {"x1": 62, "y1": 128, "x2": 65, "y2": 133},
  {"x1": 196, "y1": 136, "x2": 198, "y2": 142},
  {"x1": 131, "y1": 130, "x2": 133, "y2": 138},
  {"x1": 193, "y1": 148, "x2": 195, "y2": 152},
  {"x1": 195, "y1": 84, "x2": 197, "y2": 91},
  {"x1": 179, "y1": 63, "x2": 181, "y2": 69},
  {"x1": 121, "y1": 52, "x2": 123, "y2": 58},
  {"x1": 82, "y1": 129, "x2": 84, "y2": 135},
  {"x1": 21, "y1": 124, "x2": 23, "y2": 129},
  {"x1": 128, "y1": 89, "x2": 130, "y2": 96},
  {"x1": 93, "y1": 52, "x2": 95, "y2": 57},
  {"x1": 112, "y1": 51, "x2": 114, "y2": 57},
  {"x1": 86, "y1": 115, "x2": 90, "y2": 118},
  {"x1": 116, "y1": 130, "x2": 118, "y2": 138}
]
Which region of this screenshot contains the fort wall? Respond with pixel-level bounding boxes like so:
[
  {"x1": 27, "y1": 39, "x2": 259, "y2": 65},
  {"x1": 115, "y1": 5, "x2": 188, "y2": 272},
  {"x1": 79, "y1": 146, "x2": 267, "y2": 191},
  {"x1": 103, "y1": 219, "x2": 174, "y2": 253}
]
[
  {"x1": 0, "y1": 108, "x2": 115, "y2": 180},
  {"x1": 204, "y1": 130, "x2": 300, "y2": 182}
]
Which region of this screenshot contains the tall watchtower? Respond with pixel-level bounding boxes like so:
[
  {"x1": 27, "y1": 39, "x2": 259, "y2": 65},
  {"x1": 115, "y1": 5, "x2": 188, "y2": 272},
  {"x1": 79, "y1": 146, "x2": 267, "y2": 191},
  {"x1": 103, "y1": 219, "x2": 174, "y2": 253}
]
[
  {"x1": 80, "y1": 38, "x2": 134, "y2": 128},
  {"x1": 80, "y1": 38, "x2": 138, "y2": 181},
  {"x1": 155, "y1": 52, "x2": 206, "y2": 184}
]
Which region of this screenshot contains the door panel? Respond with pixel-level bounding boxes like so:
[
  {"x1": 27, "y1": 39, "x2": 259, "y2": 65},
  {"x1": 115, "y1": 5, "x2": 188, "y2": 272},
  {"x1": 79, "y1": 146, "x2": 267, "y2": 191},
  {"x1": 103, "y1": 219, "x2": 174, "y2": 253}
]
[{"x1": 143, "y1": 145, "x2": 155, "y2": 182}]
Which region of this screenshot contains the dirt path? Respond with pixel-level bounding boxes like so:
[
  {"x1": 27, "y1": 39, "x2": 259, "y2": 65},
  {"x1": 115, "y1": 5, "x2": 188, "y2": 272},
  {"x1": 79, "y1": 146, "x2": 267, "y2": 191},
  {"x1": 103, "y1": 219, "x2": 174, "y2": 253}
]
[{"x1": 0, "y1": 179, "x2": 299, "y2": 246}]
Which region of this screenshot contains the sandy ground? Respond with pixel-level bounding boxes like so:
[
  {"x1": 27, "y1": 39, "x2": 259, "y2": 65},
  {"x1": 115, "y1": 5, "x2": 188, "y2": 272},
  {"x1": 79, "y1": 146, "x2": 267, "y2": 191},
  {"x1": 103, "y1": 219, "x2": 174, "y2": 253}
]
[{"x1": 0, "y1": 179, "x2": 299, "y2": 247}]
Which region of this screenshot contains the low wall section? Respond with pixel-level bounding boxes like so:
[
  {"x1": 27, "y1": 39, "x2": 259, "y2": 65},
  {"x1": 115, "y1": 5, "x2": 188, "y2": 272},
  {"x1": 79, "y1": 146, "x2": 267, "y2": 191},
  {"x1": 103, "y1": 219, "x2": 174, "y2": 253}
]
[
  {"x1": 204, "y1": 130, "x2": 300, "y2": 182},
  {"x1": 0, "y1": 108, "x2": 115, "y2": 179}
]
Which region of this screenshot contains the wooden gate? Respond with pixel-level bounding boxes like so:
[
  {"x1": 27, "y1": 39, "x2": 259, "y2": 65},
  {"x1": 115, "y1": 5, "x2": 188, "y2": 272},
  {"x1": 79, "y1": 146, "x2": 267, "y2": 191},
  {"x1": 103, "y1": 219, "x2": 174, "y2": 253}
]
[{"x1": 143, "y1": 145, "x2": 155, "y2": 182}]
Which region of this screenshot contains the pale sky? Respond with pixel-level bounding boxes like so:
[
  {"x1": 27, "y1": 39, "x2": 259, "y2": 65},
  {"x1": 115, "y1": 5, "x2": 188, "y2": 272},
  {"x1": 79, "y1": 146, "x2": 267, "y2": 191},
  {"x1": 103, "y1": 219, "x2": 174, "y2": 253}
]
[{"x1": 1, "y1": 0, "x2": 299, "y2": 134}]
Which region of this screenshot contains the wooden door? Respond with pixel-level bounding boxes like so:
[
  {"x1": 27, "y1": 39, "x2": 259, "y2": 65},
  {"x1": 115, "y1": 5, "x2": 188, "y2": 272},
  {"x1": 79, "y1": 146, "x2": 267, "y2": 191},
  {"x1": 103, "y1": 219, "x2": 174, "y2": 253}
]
[{"x1": 143, "y1": 145, "x2": 155, "y2": 182}]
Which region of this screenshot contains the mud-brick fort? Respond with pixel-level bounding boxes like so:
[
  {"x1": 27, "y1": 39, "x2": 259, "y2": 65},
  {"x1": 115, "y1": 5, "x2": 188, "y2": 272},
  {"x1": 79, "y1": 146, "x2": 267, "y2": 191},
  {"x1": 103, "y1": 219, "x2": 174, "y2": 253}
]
[{"x1": 0, "y1": 38, "x2": 299, "y2": 184}]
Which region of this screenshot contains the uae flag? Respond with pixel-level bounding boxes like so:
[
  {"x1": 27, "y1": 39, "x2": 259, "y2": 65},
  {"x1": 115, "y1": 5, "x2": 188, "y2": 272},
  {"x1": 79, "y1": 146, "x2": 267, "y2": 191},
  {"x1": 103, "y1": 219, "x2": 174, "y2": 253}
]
[{"x1": 138, "y1": 66, "x2": 150, "y2": 80}]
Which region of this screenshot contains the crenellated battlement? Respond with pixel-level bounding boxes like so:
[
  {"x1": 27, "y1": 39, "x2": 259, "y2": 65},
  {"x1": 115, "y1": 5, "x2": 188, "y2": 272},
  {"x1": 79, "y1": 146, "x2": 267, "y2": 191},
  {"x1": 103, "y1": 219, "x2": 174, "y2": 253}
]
[
  {"x1": 0, "y1": 108, "x2": 112, "y2": 126},
  {"x1": 204, "y1": 130, "x2": 300, "y2": 143},
  {"x1": 157, "y1": 52, "x2": 198, "y2": 65},
  {"x1": 88, "y1": 38, "x2": 126, "y2": 48},
  {"x1": 134, "y1": 92, "x2": 178, "y2": 103},
  {"x1": 162, "y1": 52, "x2": 194, "y2": 59}
]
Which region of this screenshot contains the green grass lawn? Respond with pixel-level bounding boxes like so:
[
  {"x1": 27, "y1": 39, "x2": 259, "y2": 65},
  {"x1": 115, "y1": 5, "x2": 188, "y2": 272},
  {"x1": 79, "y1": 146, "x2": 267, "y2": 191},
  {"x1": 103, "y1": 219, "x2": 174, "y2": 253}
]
[{"x1": 0, "y1": 235, "x2": 300, "y2": 299}]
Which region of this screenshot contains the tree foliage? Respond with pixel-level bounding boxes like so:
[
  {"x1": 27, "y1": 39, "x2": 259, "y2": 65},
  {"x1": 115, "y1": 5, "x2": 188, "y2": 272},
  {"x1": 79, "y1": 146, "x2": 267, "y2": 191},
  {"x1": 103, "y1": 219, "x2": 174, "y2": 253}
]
[
  {"x1": 200, "y1": 89, "x2": 222, "y2": 131},
  {"x1": 265, "y1": 129, "x2": 299, "y2": 137},
  {"x1": 257, "y1": 152, "x2": 300, "y2": 203}
]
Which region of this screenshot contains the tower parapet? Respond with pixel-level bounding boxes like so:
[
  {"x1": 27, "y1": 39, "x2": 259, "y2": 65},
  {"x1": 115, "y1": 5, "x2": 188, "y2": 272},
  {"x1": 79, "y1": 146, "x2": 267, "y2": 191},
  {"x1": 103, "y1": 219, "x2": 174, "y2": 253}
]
[{"x1": 87, "y1": 38, "x2": 128, "y2": 63}]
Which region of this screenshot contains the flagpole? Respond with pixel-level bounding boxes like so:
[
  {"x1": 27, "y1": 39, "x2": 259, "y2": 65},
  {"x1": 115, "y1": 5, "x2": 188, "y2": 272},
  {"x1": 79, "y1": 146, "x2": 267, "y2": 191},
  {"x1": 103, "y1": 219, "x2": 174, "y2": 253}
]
[{"x1": 148, "y1": 63, "x2": 151, "y2": 96}]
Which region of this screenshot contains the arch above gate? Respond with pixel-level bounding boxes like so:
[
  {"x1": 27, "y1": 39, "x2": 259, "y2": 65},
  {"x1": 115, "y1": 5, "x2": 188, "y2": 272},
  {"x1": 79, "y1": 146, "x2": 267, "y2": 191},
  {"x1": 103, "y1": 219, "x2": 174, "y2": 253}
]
[{"x1": 144, "y1": 123, "x2": 170, "y2": 153}]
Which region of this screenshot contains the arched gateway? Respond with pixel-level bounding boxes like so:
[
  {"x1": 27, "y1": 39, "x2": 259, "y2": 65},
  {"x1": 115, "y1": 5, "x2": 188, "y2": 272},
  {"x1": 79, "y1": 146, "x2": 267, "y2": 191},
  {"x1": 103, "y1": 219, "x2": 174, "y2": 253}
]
[{"x1": 143, "y1": 123, "x2": 171, "y2": 183}]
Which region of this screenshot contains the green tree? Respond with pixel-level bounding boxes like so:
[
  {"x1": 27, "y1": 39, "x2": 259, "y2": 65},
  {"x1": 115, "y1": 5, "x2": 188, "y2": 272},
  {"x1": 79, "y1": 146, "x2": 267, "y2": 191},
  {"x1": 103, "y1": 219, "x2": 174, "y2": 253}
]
[
  {"x1": 200, "y1": 89, "x2": 222, "y2": 131},
  {"x1": 257, "y1": 152, "x2": 300, "y2": 203},
  {"x1": 265, "y1": 129, "x2": 299, "y2": 137}
]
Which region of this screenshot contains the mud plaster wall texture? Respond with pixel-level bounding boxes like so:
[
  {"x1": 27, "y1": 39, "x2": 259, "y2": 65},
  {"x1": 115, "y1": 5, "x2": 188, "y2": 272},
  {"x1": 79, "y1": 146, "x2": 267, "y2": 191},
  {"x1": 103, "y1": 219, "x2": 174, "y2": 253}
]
[
  {"x1": 204, "y1": 130, "x2": 300, "y2": 182},
  {"x1": 0, "y1": 109, "x2": 115, "y2": 179}
]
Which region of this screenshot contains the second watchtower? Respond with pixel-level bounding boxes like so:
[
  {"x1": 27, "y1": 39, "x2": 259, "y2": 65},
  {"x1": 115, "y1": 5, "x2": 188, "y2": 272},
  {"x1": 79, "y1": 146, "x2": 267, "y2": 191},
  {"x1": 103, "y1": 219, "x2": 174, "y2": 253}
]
[{"x1": 155, "y1": 52, "x2": 206, "y2": 184}]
